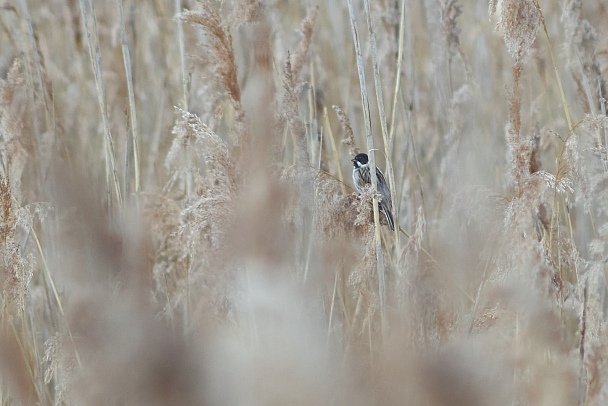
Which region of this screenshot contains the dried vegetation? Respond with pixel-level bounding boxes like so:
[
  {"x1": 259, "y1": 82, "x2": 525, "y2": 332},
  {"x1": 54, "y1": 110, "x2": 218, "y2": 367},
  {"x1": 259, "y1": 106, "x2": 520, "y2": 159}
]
[{"x1": 1, "y1": 0, "x2": 608, "y2": 404}]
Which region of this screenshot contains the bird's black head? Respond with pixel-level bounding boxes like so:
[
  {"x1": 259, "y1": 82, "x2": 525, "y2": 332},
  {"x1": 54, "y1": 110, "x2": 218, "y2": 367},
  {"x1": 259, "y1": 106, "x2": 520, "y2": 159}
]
[{"x1": 352, "y1": 153, "x2": 369, "y2": 168}]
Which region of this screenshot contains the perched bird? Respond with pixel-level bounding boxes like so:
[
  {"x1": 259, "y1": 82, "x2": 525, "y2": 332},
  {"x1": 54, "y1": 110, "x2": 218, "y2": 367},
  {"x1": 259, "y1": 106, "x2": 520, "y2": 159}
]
[{"x1": 351, "y1": 153, "x2": 395, "y2": 231}]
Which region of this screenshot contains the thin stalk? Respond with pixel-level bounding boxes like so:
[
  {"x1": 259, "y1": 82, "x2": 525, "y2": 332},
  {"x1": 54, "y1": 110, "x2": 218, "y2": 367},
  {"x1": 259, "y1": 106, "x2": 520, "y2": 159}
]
[
  {"x1": 175, "y1": 0, "x2": 189, "y2": 110},
  {"x1": 117, "y1": 0, "x2": 141, "y2": 200},
  {"x1": 363, "y1": 0, "x2": 400, "y2": 248},
  {"x1": 324, "y1": 107, "x2": 346, "y2": 194},
  {"x1": 600, "y1": 85, "x2": 608, "y2": 172},
  {"x1": 537, "y1": 6, "x2": 572, "y2": 132},
  {"x1": 79, "y1": 0, "x2": 123, "y2": 208},
  {"x1": 32, "y1": 229, "x2": 82, "y2": 370},
  {"x1": 388, "y1": 0, "x2": 406, "y2": 145},
  {"x1": 346, "y1": 0, "x2": 386, "y2": 326},
  {"x1": 7, "y1": 317, "x2": 41, "y2": 404},
  {"x1": 307, "y1": 82, "x2": 317, "y2": 168},
  {"x1": 326, "y1": 270, "x2": 339, "y2": 352},
  {"x1": 579, "y1": 282, "x2": 588, "y2": 405},
  {"x1": 468, "y1": 246, "x2": 494, "y2": 334}
]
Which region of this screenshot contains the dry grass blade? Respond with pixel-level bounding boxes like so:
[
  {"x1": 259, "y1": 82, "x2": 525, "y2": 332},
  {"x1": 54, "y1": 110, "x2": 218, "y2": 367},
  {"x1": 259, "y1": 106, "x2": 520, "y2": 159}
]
[
  {"x1": 324, "y1": 107, "x2": 345, "y2": 192},
  {"x1": 388, "y1": 0, "x2": 406, "y2": 145},
  {"x1": 117, "y1": 0, "x2": 141, "y2": 199},
  {"x1": 537, "y1": 3, "x2": 573, "y2": 132},
  {"x1": 3, "y1": 1, "x2": 608, "y2": 404},
  {"x1": 363, "y1": 0, "x2": 399, "y2": 244},
  {"x1": 346, "y1": 0, "x2": 386, "y2": 328},
  {"x1": 78, "y1": 0, "x2": 123, "y2": 207},
  {"x1": 174, "y1": 0, "x2": 189, "y2": 110}
]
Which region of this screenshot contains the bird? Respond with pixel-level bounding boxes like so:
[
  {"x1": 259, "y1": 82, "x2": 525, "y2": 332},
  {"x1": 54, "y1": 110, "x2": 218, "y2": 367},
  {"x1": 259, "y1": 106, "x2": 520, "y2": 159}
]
[{"x1": 351, "y1": 153, "x2": 395, "y2": 231}]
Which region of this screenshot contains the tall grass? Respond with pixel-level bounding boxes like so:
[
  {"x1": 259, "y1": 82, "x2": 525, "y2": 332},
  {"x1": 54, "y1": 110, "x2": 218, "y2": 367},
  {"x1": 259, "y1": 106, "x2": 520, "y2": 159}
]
[{"x1": 0, "y1": 0, "x2": 607, "y2": 404}]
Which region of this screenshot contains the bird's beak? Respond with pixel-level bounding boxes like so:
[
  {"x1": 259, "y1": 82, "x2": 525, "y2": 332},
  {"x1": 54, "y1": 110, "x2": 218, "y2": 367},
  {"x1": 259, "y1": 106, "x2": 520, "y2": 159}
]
[{"x1": 351, "y1": 158, "x2": 356, "y2": 162}]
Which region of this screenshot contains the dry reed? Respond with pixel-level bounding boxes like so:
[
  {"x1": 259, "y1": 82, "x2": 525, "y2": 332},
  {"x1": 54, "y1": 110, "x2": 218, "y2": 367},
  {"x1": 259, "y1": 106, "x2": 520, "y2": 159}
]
[{"x1": 0, "y1": 0, "x2": 607, "y2": 405}]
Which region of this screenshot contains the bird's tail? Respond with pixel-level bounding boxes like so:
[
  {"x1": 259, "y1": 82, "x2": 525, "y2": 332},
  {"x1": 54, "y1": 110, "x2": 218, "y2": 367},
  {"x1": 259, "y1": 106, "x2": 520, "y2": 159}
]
[{"x1": 380, "y1": 201, "x2": 395, "y2": 231}]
